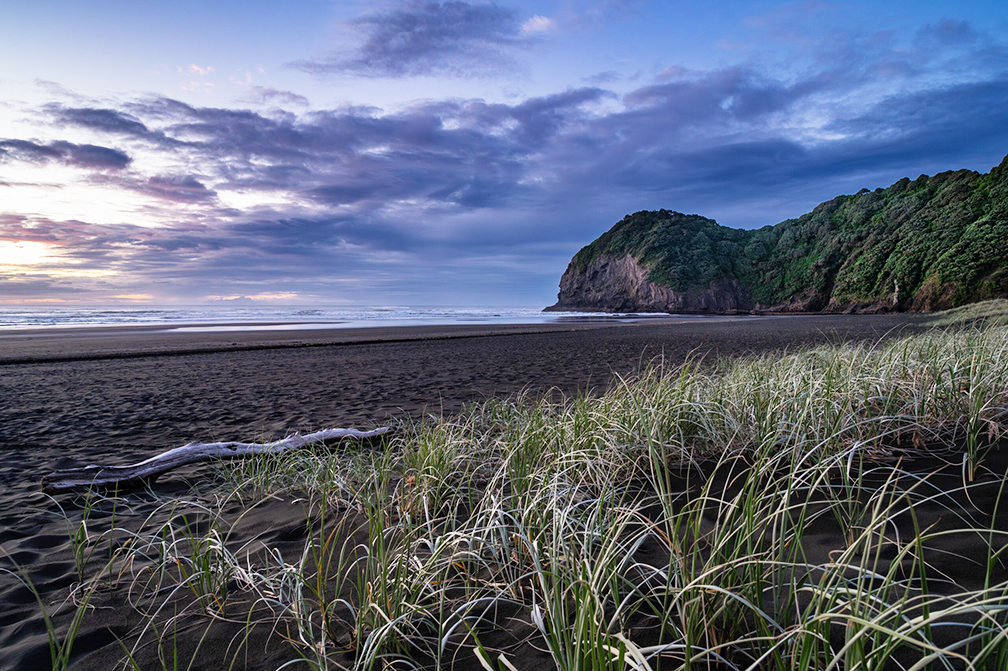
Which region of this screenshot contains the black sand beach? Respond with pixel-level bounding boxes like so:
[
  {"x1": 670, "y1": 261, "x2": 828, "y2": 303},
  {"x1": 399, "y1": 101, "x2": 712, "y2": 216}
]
[
  {"x1": 0, "y1": 314, "x2": 942, "y2": 670},
  {"x1": 0, "y1": 314, "x2": 927, "y2": 450}
]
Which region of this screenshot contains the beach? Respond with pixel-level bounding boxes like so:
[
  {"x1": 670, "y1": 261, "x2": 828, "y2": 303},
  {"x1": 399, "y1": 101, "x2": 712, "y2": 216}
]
[
  {"x1": 0, "y1": 314, "x2": 927, "y2": 463},
  {"x1": 0, "y1": 312, "x2": 979, "y2": 670}
]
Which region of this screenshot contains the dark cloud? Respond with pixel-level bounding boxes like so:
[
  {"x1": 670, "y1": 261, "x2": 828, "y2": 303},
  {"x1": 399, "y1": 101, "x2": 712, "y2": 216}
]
[
  {"x1": 47, "y1": 86, "x2": 603, "y2": 211},
  {"x1": 623, "y1": 67, "x2": 831, "y2": 124},
  {"x1": 135, "y1": 175, "x2": 217, "y2": 203},
  {"x1": 57, "y1": 142, "x2": 132, "y2": 169},
  {"x1": 293, "y1": 1, "x2": 525, "y2": 78},
  {"x1": 0, "y1": 138, "x2": 130, "y2": 169},
  {"x1": 0, "y1": 139, "x2": 63, "y2": 162},
  {"x1": 49, "y1": 106, "x2": 151, "y2": 137}
]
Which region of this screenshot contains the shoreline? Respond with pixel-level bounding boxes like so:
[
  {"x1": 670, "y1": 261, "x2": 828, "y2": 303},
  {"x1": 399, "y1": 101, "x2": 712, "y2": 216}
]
[
  {"x1": 0, "y1": 314, "x2": 929, "y2": 453},
  {"x1": 0, "y1": 322, "x2": 617, "y2": 366},
  {"x1": 0, "y1": 314, "x2": 775, "y2": 365},
  {"x1": 0, "y1": 314, "x2": 928, "y2": 502}
]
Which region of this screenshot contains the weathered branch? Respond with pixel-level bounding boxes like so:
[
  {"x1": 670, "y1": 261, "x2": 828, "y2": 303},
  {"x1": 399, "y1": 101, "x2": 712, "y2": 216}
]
[{"x1": 41, "y1": 427, "x2": 390, "y2": 493}]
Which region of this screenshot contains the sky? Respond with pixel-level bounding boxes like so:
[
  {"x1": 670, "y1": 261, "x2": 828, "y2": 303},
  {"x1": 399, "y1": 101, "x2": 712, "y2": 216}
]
[{"x1": 1, "y1": 1, "x2": 1007, "y2": 307}]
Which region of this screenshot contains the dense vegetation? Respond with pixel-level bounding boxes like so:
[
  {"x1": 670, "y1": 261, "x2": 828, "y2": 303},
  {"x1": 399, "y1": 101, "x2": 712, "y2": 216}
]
[{"x1": 569, "y1": 154, "x2": 1008, "y2": 310}]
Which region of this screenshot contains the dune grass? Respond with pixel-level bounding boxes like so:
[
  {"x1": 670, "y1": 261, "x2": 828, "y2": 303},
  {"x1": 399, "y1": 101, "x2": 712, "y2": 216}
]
[
  {"x1": 924, "y1": 299, "x2": 1008, "y2": 326},
  {"x1": 10, "y1": 322, "x2": 1008, "y2": 670}
]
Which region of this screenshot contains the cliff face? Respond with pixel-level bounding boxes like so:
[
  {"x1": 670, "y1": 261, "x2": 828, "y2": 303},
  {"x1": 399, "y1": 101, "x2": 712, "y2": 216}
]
[
  {"x1": 548, "y1": 254, "x2": 752, "y2": 313},
  {"x1": 548, "y1": 154, "x2": 1008, "y2": 314}
]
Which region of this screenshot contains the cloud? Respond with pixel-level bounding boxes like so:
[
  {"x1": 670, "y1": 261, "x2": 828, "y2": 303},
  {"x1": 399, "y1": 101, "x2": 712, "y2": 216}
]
[
  {"x1": 0, "y1": 273, "x2": 92, "y2": 299},
  {"x1": 292, "y1": 1, "x2": 526, "y2": 78},
  {"x1": 0, "y1": 139, "x2": 62, "y2": 162},
  {"x1": 655, "y1": 65, "x2": 687, "y2": 82},
  {"x1": 915, "y1": 19, "x2": 978, "y2": 46},
  {"x1": 59, "y1": 142, "x2": 132, "y2": 170},
  {"x1": 49, "y1": 106, "x2": 151, "y2": 137},
  {"x1": 46, "y1": 104, "x2": 182, "y2": 150},
  {"x1": 34, "y1": 79, "x2": 84, "y2": 100},
  {"x1": 2, "y1": 16, "x2": 1007, "y2": 304},
  {"x1": 0, "y1": 139, "x2": 131, "y2": 170},
  {"x1": 134, "y1": 175, "x2": 218, "y2": 203},
  {"x1": 521, "y1": 15, "x2": 554, "y2": 34},
  {"x1": 240, "y1": 86, "x2": 310, "y2": 106},
  {"x1": 583, "y1": 70, "x2": 620, "y2": 85}
]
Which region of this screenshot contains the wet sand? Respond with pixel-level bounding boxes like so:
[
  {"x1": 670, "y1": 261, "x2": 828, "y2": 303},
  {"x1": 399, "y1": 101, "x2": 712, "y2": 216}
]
[{"x1": 0, "y1": 314, "x2": 938, "y2": 670}]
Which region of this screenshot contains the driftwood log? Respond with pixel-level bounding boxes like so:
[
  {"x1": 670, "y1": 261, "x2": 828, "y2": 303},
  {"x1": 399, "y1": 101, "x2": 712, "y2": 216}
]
[{"x1": 41, "y1": 427, "x2": 390, "y2": 493}]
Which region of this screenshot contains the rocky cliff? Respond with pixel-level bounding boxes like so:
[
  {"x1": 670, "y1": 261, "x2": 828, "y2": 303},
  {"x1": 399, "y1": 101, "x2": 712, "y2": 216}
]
[
  {"x1": 553, "y1": 254, "x2": 753, "y2": 313},
  {"x1": 547, "y1": 155, "x2": 1008, "y2": 314}
]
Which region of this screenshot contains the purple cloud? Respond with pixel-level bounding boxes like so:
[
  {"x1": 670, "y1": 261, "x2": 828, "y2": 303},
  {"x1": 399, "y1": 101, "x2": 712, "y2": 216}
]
[
  {"x1": 0, "y1": 138, "x2": 131, "y2": 170},
  {"x1": 292, "y1": 1, "x2": 526, "y2": 78},
  {"x1": 240, "y1": 86, "x2": 310, "y2": 107}
]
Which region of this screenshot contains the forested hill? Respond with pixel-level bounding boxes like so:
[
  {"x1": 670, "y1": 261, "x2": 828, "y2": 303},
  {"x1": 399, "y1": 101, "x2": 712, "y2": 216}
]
[{"x1": 547, "y1": 154, "x2": 1008, "y2": 314}]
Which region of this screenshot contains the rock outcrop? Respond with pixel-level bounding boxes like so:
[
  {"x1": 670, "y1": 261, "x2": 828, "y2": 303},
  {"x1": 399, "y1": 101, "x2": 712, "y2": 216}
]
[
  {"x1": 547, "y1": 254, "x2": 752, "y2": 313},
  {"x1": 547, "y1": 154, "x2": 1008, "y2": 314}
]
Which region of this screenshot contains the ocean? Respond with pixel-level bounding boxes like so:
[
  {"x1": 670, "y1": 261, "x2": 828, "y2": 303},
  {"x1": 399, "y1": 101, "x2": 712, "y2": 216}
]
[{"x1": 0, "y1": 305, "x2": 659, "y2": 331}]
